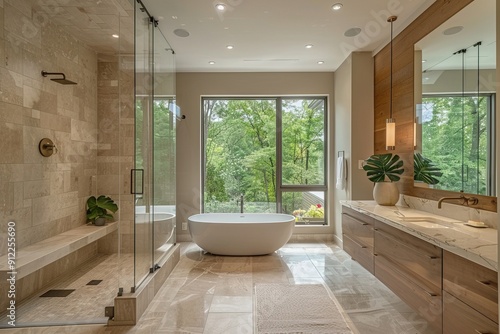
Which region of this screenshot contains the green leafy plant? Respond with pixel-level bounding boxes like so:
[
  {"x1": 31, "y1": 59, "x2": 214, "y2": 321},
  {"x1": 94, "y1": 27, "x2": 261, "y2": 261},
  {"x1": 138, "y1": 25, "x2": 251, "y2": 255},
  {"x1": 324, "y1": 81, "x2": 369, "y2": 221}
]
[
  {"x1": 363, "y1": 153, "x2": 404, "y2": 182},
  {"x1": 86, "y1": 195, "x2": 118, "y2": 222},
  {"x1": 414, "y1": 152, "x2": 443, "y2": 185}
]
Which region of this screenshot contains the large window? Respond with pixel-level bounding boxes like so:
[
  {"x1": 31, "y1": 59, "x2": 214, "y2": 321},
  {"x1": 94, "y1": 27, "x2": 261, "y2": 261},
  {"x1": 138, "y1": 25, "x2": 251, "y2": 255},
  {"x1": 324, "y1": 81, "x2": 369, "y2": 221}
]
[
  {"x1": 421, "y1": 94, "x2": 495, "y2": 195},
  {"x1": 202, "y1": 97, "x2": 327, "y2": 225}
]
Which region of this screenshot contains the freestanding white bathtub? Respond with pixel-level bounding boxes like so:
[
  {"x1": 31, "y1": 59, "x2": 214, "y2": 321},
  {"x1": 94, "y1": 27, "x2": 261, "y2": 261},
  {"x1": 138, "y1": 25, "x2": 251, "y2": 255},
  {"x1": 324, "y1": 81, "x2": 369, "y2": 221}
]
[{"x1": 188, "y1": 213, "x2": 295, "y2": 256}]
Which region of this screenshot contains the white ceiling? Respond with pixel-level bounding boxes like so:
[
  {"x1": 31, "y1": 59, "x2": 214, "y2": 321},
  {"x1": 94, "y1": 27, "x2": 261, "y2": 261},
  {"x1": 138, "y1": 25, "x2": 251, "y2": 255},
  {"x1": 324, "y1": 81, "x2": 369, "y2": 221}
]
[
  {"x1": 142, "y1": 0, "x2": 436, "y2": 72},
  {"x1": 416, "y1": 0, "x2": 496, "y2": 71},
  {"x1": 42, "y1": 0, "x2": 494, "y2": 73}
]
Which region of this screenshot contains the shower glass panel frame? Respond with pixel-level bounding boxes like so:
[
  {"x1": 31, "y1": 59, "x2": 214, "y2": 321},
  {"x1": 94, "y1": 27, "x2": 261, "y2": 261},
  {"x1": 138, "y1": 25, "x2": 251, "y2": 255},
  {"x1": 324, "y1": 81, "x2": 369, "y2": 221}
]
[
  {"x1": 152, "y1": 29, "x2": 177, "y2": 266},
  {"x1": 134, "y1": 0, "x2": 154, "y2": 288},
  {"x1": 133, "y1": 0, "x2": 177, "y2": 290}
]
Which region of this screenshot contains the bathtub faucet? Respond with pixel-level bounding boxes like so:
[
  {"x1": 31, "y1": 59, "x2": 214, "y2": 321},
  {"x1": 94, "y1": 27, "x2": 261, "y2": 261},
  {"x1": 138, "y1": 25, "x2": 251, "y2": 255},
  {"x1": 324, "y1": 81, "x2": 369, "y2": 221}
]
[
  {"x1": 236, "y1": 194, "x2": 244, "y2": 213},
  {"x1": 135, "y1": 195, "x2": 143, "y2": 205}
]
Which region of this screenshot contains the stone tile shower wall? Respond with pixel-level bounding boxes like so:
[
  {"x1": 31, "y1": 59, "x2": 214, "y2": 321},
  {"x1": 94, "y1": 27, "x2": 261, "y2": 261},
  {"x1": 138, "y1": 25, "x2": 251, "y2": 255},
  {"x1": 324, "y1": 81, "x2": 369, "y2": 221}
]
[
  {"x1": 97, "y1": 57, "x2": 134, "y2": 254},
  {"x1": 0, "y1": 2, "x2": 99, "y2": 256}
]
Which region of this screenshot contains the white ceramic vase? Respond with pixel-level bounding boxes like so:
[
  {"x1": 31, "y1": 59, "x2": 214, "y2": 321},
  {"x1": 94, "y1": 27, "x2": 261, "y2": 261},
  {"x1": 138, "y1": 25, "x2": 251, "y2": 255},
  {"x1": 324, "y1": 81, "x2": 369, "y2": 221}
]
[{"x1": 373, "y1": 182, "x2": 399, "y2": 206}]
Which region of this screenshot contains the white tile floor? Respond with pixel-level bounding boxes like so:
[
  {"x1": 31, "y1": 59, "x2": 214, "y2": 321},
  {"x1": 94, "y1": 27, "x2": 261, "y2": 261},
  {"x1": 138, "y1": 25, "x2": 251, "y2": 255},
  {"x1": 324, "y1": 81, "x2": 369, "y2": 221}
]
[{"x1": 0, "y1": 242, "x2": 438, "y2": 334}]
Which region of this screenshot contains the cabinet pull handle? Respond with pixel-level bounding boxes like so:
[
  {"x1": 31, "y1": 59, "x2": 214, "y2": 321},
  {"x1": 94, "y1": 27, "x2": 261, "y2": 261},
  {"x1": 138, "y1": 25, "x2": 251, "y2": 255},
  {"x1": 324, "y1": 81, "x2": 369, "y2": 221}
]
[
  {"x1": 344, "y1": 214, "x2": 370, "y2": 225},
  {"x1": 424, "y1": 290, "x2": 438, "y2": 297},
  {"x1": 376, "y1": 229, "x2": 440, "y2": 261},
  {"x1": 475, "y1": 280, "x2": 499, "y2": 292},
  {"x1": 474, "y1": 330, "x2": 491, "y2": 334},
  {"x1": 346, "y1": 235, "x2": 367, "y2": 249},
  {"x1": 353, "y1": 239, "x2": 367, "y2": 249}
]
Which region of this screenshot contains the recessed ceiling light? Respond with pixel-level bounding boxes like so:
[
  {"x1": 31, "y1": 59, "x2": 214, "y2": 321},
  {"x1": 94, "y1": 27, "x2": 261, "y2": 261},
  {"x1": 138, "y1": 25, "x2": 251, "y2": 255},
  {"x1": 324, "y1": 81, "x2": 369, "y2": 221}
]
[
  {"x1": 112, "y1": 34, "x2": 119, "y2": 38},
  {"x1": 209, "y1": 61, "x2": 215, "y2": 65},
  {"x1": 443, "y1": 26, "x2": 463, "y2": 36},
  {"x1": 305, "y1": 44, "x2": 313, "y2": 49},
  {"x1": 174, "y1": 29, "x2": 190, "y2": 37},
  {"x1": 318, "y1": 61, "x2": 325, "y2": 65},
  {"x1": 344, "y1": 27, "x2": 361, "y2": 37},
  {"x1": 171, "y1": 16, "x2": 178, "y2": 20},
  {"x1": 332, "y1": 3, "x2": 343, "y2": 11},
  {"x1": 226, "y1": 45, "x2": 234, "y2": 49},
  {"x1": 422, "y1": 60, "x2": 427, "y2": 63},
  {"x1": 215, "y1": 3, "x2": 226, "y2": 11}
]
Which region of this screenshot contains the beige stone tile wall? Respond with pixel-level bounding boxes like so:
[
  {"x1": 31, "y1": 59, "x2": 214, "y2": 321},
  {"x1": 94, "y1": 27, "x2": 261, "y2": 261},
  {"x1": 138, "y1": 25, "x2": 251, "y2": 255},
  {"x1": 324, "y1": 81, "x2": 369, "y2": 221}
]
[
  {"x1": 0, "y1": 2, "x2": 100, "y2": 256},
  {"x1": 96, "y1": 58, "x2": 134, "y2": 254}
]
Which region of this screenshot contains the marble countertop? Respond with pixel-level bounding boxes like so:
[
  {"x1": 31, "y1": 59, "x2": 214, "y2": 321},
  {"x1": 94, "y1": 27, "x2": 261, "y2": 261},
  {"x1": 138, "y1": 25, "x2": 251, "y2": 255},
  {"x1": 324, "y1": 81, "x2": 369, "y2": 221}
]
[{"x1": 340, "y1": 200, "x2": 498, "y2": 272}]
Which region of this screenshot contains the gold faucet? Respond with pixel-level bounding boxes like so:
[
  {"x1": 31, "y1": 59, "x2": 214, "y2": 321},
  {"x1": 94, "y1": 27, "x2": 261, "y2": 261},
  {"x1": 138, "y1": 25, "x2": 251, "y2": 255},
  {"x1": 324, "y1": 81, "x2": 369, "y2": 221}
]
[{"x1": 437, "y1": 195, "x2": 479, "y2": 209}]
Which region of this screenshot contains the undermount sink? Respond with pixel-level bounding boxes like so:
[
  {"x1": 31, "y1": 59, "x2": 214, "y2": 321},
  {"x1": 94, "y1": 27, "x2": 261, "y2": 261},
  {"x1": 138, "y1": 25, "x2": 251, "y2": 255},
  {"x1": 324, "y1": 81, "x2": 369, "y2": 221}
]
[
  {"x1": 398, "y1": 217, "x2": 452, "y2": 229},
  {"x1": 407, "y1": 221, "x2": 451, "y2": 229}
]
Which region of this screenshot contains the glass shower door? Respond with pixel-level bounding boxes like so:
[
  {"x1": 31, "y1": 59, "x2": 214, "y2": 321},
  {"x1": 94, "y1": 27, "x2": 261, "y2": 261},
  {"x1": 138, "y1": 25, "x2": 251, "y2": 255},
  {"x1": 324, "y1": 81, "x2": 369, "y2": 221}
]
[
  {"x1": 153, "y1": 31, "x2": 177, "y2": 265},
  {"x1": 133, "y1": 0, "x2": 154, "y2": 288}
]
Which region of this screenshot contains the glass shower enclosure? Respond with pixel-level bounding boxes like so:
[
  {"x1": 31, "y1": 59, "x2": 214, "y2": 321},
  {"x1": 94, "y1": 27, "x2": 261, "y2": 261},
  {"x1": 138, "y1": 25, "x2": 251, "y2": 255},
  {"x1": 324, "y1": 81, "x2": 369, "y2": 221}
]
[{"x1": 133, "y1": 0, "x2": 177, "y2": 289}]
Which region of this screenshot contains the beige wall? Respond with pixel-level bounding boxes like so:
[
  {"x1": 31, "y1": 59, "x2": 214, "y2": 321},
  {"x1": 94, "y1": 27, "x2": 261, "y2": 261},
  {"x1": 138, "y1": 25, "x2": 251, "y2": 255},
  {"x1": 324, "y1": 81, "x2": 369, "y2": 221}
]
[
  {"x1": 176, "y1": 72, "x2": 335, "y2": 237},
  {"x1": 333, "y1": 52, "x2": 375, "y2": 243},
  {"x1": 350, "y1": 53, "x2": 375, "y2": 200},
  {"x1": 422, "y1": 69, "x2": 497, "y2": 94},
  {"x1": 496, "y1": 0, "x2": 499, "y2": 320},
  {"x1": 96, "y1": 57, "x2": 134, "y2": 253},
  {"x1": 0, "y1": 2, "x2": 99, "y2": 255}
]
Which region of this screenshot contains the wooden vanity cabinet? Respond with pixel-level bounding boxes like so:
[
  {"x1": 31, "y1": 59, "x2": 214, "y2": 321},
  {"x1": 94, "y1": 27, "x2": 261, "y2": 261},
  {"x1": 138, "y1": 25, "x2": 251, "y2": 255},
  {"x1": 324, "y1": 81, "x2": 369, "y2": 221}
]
[
  {"x1": 374, "y1": 221, "x2": 443, "y2": 332},
  {"x1": 443, "y1": 250, "x2": 498, "y2": 333},
  {"x1": 443, "y1": 291, "x2": 498, "y2": 334},
  {"x1": 341, "y1": 206, "x2": 499, "y2": 334},
  {"x1": 341, "y1": 207, "x2": 375, "y2": 274}
]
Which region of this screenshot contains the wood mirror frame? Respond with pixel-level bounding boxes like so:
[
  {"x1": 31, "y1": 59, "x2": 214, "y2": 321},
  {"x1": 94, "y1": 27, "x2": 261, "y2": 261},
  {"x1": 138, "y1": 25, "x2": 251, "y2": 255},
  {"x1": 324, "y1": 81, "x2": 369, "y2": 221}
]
[{"x1": 373, "y1": 0, "x2": 497, "y2": 212}]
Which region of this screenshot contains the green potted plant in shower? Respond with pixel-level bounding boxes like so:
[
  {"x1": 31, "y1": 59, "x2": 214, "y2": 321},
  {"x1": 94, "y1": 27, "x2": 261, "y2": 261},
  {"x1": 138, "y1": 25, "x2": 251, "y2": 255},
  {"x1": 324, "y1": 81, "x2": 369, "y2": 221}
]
[
  {"x1": 363, "y1": 153, "x2": 404, "y2": 206},
  {"x1": 86, "y1": 195, "x2": 118, "y2": 226}
]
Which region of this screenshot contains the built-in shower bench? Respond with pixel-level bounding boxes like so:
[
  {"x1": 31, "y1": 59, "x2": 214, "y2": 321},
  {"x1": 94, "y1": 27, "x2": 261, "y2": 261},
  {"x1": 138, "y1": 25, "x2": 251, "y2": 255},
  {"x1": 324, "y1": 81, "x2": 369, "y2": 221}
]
[{"x1": 0, "y1": 222, "x2": 118, "y2": 279}]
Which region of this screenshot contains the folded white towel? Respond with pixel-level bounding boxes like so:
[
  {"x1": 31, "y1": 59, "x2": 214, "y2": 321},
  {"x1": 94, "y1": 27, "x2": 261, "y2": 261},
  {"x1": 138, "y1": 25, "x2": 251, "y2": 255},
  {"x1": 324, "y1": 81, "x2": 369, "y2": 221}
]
[{"x1": 336, "y1": 156, "x2": 346, "y2": 190}]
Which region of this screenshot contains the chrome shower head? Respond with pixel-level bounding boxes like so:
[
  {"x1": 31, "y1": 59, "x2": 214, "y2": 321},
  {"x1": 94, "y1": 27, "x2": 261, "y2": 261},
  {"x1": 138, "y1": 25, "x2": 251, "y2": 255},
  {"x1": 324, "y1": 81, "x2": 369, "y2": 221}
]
[{"x1": 41, "y1": 71, "x2": 77, "y2": 85}]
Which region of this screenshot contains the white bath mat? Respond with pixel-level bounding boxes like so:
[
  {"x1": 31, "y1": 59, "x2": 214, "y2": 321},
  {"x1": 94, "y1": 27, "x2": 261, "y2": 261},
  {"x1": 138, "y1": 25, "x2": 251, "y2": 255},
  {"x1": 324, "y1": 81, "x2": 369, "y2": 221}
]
[{"x1": 254, "y1": 283, "x2": 353, "y2": 334}]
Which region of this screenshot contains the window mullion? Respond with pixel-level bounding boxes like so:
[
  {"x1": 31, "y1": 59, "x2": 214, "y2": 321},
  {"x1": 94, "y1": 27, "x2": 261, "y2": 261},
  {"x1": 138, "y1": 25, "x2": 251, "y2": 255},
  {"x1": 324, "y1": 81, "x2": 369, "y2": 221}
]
[{"x1": 276, "y1": 97, "x2": 283, "y2": 213}]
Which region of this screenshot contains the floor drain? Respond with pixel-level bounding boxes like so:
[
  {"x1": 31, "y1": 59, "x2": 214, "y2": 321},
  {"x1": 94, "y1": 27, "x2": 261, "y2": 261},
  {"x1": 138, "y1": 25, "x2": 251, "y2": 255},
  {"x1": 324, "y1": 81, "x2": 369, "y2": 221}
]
[
  {"x1": 87, "y1": 280, "x2": 103, "y2": 285},
  {"x1": 40, "y1": 289, "x2": 75, "y2": 297}
]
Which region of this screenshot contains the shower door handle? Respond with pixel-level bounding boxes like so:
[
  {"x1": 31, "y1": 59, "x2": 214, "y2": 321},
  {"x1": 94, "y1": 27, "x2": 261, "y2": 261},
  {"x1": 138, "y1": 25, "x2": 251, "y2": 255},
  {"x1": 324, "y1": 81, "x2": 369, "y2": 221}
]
[{"x1": 131, "y1": 169, "x2": 144, "y2": 194}]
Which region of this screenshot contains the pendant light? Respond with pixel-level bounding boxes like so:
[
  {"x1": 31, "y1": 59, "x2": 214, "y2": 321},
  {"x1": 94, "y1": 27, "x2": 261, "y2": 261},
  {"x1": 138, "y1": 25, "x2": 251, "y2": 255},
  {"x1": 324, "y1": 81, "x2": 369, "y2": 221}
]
[{"x1": 386, "y1": 15, "x2": 397, "y2": 151}]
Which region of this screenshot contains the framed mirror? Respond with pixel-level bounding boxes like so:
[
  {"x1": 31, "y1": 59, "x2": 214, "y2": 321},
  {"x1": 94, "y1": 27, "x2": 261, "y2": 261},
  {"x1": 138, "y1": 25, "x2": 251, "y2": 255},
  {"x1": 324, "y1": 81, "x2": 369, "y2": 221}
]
[{"x1": 414, "y1": 0, "x2": 496, "y2": 196}]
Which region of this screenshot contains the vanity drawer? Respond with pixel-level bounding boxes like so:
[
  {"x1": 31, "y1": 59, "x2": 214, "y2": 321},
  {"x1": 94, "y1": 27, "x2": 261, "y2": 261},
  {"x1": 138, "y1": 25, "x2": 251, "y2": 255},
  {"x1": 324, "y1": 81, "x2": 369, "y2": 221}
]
[
  {"x1": 375, "y1": 253, "x2": 442, "y2": 332},
  {"x1": 443, "y1": 250, "x2": 498, "y2": 322},
  {"x1": 342, "y1": 212, "x2": 374, "y2": 248},
  {"x1": 343, "y1": 234, "x2": 374, "y2": 274},
  {"x1": 374, "y1": 221, "x2": 442, "y2": 292},
  {"x1": 342, "y1": 206, "x2": 374, "y2": 226},
  {"x1": 443, "y1": 291, "x2": 498, "y2": 334}
]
